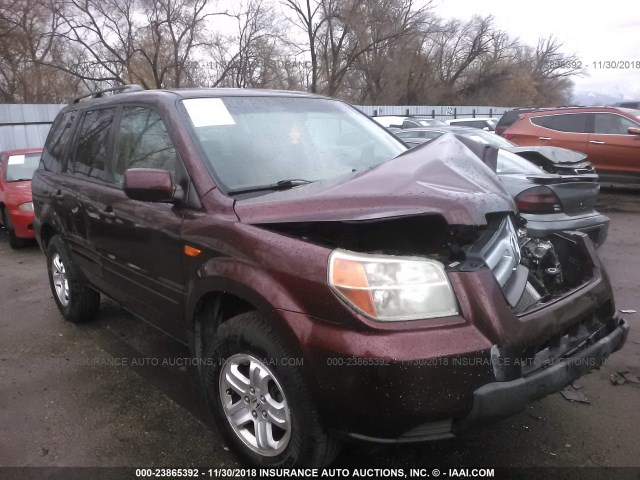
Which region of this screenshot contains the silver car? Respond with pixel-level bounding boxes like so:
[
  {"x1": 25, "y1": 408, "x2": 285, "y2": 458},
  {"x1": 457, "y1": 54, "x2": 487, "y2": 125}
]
[{"x1": 396, "y1": 127, "x2": 609, "y2": 246}]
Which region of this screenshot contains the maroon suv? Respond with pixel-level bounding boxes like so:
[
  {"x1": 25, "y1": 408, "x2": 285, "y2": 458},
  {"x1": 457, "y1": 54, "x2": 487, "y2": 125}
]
[{"x1": 32, "y1": 86, "x2": 629, "y2": 467}]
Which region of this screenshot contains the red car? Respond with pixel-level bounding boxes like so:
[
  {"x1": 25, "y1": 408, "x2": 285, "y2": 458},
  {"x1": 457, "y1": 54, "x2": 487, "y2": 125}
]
[{"x1": 0, "y1": 148, "x2": 42, "y2": 248}]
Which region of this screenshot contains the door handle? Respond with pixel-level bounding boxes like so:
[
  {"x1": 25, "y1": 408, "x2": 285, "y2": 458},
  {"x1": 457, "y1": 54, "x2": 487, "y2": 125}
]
[
  {"x1": 590, "y1": 140, "x2": 605, "y2": 145},
  {"x1": 539, "y1": 137, "x2": 551, "y2": 141}
]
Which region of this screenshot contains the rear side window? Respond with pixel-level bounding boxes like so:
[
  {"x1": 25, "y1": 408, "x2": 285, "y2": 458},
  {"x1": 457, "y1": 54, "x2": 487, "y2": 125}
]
[
  {"x1": 114, "y1": 107, "x2": 176, "y2": 184},
  {"x1": 530, "y1": 115, "x2": 555, "y2": 128},
  {"x1": 532, "y1": 114, "x2": 588, "y2": 133},
  {"x1": 593, "y1": 113, "x2": 639, "y2": 134},
  {"x1": 73, "y1": 108, "x2": 117, "y2": 181},
  {"x1": 497, "y1": 110, "x2": 532, "y2": 128},
  {"x1": 41, "y1": 112, "x2": 76, "y2": 173}
]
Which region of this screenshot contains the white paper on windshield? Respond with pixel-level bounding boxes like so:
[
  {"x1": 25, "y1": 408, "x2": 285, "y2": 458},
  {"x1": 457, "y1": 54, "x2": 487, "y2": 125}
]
[
  {"x1": 183, "y1": 98, "x2": 235, "y2": 127},
  {"x1": 7, "y1": 154, "x2": 25, "y2": 165}
]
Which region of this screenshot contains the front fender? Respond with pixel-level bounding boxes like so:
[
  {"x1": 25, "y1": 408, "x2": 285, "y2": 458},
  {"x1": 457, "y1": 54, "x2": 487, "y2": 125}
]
[{"x1": 185, "y1": 259, "x2": 293, "y2": 327}]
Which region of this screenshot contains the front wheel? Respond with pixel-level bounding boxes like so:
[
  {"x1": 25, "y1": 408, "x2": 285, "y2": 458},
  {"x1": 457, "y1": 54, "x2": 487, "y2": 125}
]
[
  {"x1": 2, "y1": 208, "x2": 25, "y2": 249},
  {"x1": 46, "y1": 235, "x2": 100, "y2": 323},
  {"x1": 201, "y1": 312, "x2": 339, "y2": 467}
]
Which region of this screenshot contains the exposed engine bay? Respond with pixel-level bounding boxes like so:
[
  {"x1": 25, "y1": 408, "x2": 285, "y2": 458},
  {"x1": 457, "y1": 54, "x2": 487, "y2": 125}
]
[{"x1": 264, "y1": 212, "x2": 594, "y2": 315}]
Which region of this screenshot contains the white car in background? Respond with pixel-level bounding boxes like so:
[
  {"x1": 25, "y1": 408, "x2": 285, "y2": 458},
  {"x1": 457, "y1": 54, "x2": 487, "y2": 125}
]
[
  {"x1": 371, "y1": 115, "x2": 407, "y2": 128},
  {"x1": 445, "y1": 117, "x2": 499, "y2": 131}
]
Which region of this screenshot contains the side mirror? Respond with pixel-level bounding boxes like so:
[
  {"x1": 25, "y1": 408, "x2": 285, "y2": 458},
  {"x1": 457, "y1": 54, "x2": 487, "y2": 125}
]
[
  {"x1": 483, "y1": 126, "x2": 490, "y2": 131},
  {"x1": 628, "y1": 127, "x2": 640, "y2": 136},
  {"x1": 123, "y1": 168, "x2": 174, "y2": 202}
]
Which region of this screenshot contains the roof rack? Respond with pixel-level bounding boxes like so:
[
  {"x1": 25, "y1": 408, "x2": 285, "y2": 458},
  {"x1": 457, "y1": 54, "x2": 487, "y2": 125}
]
[{"x1": 69, "y1": 84, "x2": 144, "y2": 105}]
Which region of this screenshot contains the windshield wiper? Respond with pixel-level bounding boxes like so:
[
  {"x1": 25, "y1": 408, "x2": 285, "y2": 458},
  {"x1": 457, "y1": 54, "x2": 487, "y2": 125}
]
[{"x1": 227, "y1": 179, "x2": 314, "y2": 195}]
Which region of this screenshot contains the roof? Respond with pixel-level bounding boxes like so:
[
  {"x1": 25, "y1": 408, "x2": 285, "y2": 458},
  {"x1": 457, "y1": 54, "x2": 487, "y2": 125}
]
[
  {"x1": 61, "y1": 86, "x2": 328, "y2": 113},
  {"x1": 513, "y1": 106, "x2": 640, "y2": 116}
]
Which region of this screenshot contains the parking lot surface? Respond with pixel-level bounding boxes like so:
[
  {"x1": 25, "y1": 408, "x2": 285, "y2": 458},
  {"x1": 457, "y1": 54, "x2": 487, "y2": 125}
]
[{"x1": 0, "y1": 190, "x2": 639, "y2": 476}]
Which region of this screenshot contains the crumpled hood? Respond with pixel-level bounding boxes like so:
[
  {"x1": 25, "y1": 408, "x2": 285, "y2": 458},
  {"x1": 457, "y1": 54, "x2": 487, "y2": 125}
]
[{"x1": 234, "y1": 134, "x2": 516, "y2": 226}]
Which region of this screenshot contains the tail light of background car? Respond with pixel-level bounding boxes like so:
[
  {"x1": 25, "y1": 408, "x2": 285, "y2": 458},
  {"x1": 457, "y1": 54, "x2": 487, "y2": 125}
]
[{"x1": 515, "y1": 186, "x2": 562, "y2": 214}]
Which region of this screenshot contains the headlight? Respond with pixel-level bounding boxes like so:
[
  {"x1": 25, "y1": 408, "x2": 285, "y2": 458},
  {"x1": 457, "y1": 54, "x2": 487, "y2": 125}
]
[
  {"x1": 18, "y1": 202, "x2": 34, "y2": 212},
  {"x1": 328, "y1": 249, "x2": 458, "y2": 321}
]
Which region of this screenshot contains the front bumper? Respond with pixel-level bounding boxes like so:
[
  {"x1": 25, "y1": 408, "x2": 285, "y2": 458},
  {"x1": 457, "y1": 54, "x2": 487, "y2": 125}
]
[
  {"x1": 454, "y1": 316, "x2": 629, "y2": 433},
  {"x1": 277, "y1": 231, "x2": 624, "y2": 442},
  {"x1": 7, "y1": 208, "x2": 35, "y2": 239}
]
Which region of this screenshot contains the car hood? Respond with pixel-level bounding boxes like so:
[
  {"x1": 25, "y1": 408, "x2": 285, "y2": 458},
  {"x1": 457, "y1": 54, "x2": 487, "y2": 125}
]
[
  {"x1": 234, "y1": 134, "x2": 515, "y2": 226},
  {"x1": 3, "y1": 180, "x2": 32, "y2": 205}
]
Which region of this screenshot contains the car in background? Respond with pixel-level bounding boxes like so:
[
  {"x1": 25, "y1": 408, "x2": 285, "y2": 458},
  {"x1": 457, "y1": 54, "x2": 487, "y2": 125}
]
[
  {"x1": 397, "y1": 127, "x2": 596, "y2": 175},
  {"x1": 612, "y1": 101, "x2": 640, "y2": 110},
  {"x1": 401, "y1": 116, "x2": 447, "y2": 128},
  {"x1": 395, "y1": 127, "x2": 608, "y2": 246},
  {"x1": 445, "y1": 117, "x2": 498, "y2": 131},
  {"x1": 0, "y1": 148, "x2": 42, "y2": 248},
  {"x1": 371, "y1": 115, "x2": 407, "y2": 128},
  {"x1": 502, "y1": 106, "x2": 640, "y2": 183}
]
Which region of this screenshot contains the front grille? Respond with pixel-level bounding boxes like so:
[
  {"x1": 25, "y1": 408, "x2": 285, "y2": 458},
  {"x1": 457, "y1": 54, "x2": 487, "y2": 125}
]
[
  {"x1": 512, "y1": 282, "x2": 541, "y2": 314},
  {"x1": 464, "y1": 214, "x2": 521, "y2": 288}
]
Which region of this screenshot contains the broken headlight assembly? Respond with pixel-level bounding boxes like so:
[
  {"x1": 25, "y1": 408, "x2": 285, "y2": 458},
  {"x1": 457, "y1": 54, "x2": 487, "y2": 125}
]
[{"x1": 328, "y1": 250, "x2": 458, "y2": 321}]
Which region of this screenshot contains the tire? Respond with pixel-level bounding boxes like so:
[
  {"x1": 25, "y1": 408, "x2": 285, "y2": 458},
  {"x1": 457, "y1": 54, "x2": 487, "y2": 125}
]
[
  {"x1": 2, "y1": 208, "x2": 25, "y2": 249},
  {"x1": 201, "y1": 311, "x2": 340, "y2": 467},
  {"x1": 46, "y1": 234, "x2": 100, "y2": 323}
]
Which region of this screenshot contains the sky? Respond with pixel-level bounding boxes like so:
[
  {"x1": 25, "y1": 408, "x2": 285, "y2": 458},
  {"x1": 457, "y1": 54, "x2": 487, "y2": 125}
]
[{"x1": 431, "y1": 0, "x2": 640, "y2": 100}]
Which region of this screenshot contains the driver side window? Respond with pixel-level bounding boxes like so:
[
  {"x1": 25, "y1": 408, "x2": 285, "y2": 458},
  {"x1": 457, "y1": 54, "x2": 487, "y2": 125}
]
[
  {"x1": 114, "y1": 106, "x2": 177, "y2": 185},
  {"x1": 593, "y1": 114, "x2": 638, "y2": 135}
]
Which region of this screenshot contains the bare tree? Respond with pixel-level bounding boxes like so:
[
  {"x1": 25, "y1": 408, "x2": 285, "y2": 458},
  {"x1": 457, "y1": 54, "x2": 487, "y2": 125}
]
[
  {"x1": 281, "y1": 0, "x2": 325, "y2": 92},
  {"x1": 0, "y1": 0, "x2": 581, "y2": 106},
  {"x1": 0, "y1": 0, "x2": 79, "y2": 102},
  {"x1": 138, "y1": 0, "x2": 213, "y2": 88},
  {"x1": 48, "y1": 0, "x2": 214, "y2": 89}
]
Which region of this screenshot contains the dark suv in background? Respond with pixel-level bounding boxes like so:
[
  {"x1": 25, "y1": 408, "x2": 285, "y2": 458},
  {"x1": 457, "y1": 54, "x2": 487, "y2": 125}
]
[{"x1": 32, "y1": 86, "x2": 629, "y2": 467}]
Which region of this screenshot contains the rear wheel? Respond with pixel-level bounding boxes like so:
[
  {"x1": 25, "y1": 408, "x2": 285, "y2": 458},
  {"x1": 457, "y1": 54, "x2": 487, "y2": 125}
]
[
  {"x1": 46, "y1": 235, "x2": 100, "y2": 323},
  {"x1": 2, "y1": 208, "x2": 25, "y2": 249},
  {"x1": 201, "y1": 311, "x2": 339, "y2": 467}
]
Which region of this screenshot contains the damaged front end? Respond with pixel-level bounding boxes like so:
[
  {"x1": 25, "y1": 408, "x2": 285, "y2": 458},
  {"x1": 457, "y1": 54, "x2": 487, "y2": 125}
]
[
  {"x1": 232, "y1": 134, "x2": 628, "y2": 441},
  {"x1": 461, "y1": 213, "x2": 594, "y2": 315},
  {"x1": 265, "y1": 211, "x2": 594, "y2": 317}
]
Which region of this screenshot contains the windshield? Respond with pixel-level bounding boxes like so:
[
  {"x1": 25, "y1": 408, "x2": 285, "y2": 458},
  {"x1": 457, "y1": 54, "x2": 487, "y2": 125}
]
[
  {"x1": 458, "y1": 129, "x2": 515, "y2": 148},
  {"x1": 4, "y1": 153, "x2": 41, "y2": 182},
  {"x1": 182, "y1": 97, "x2": 406, "y2": 192},
  {"x1": 497, "y1": 150, "x2": 544, "y2": 174}
]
